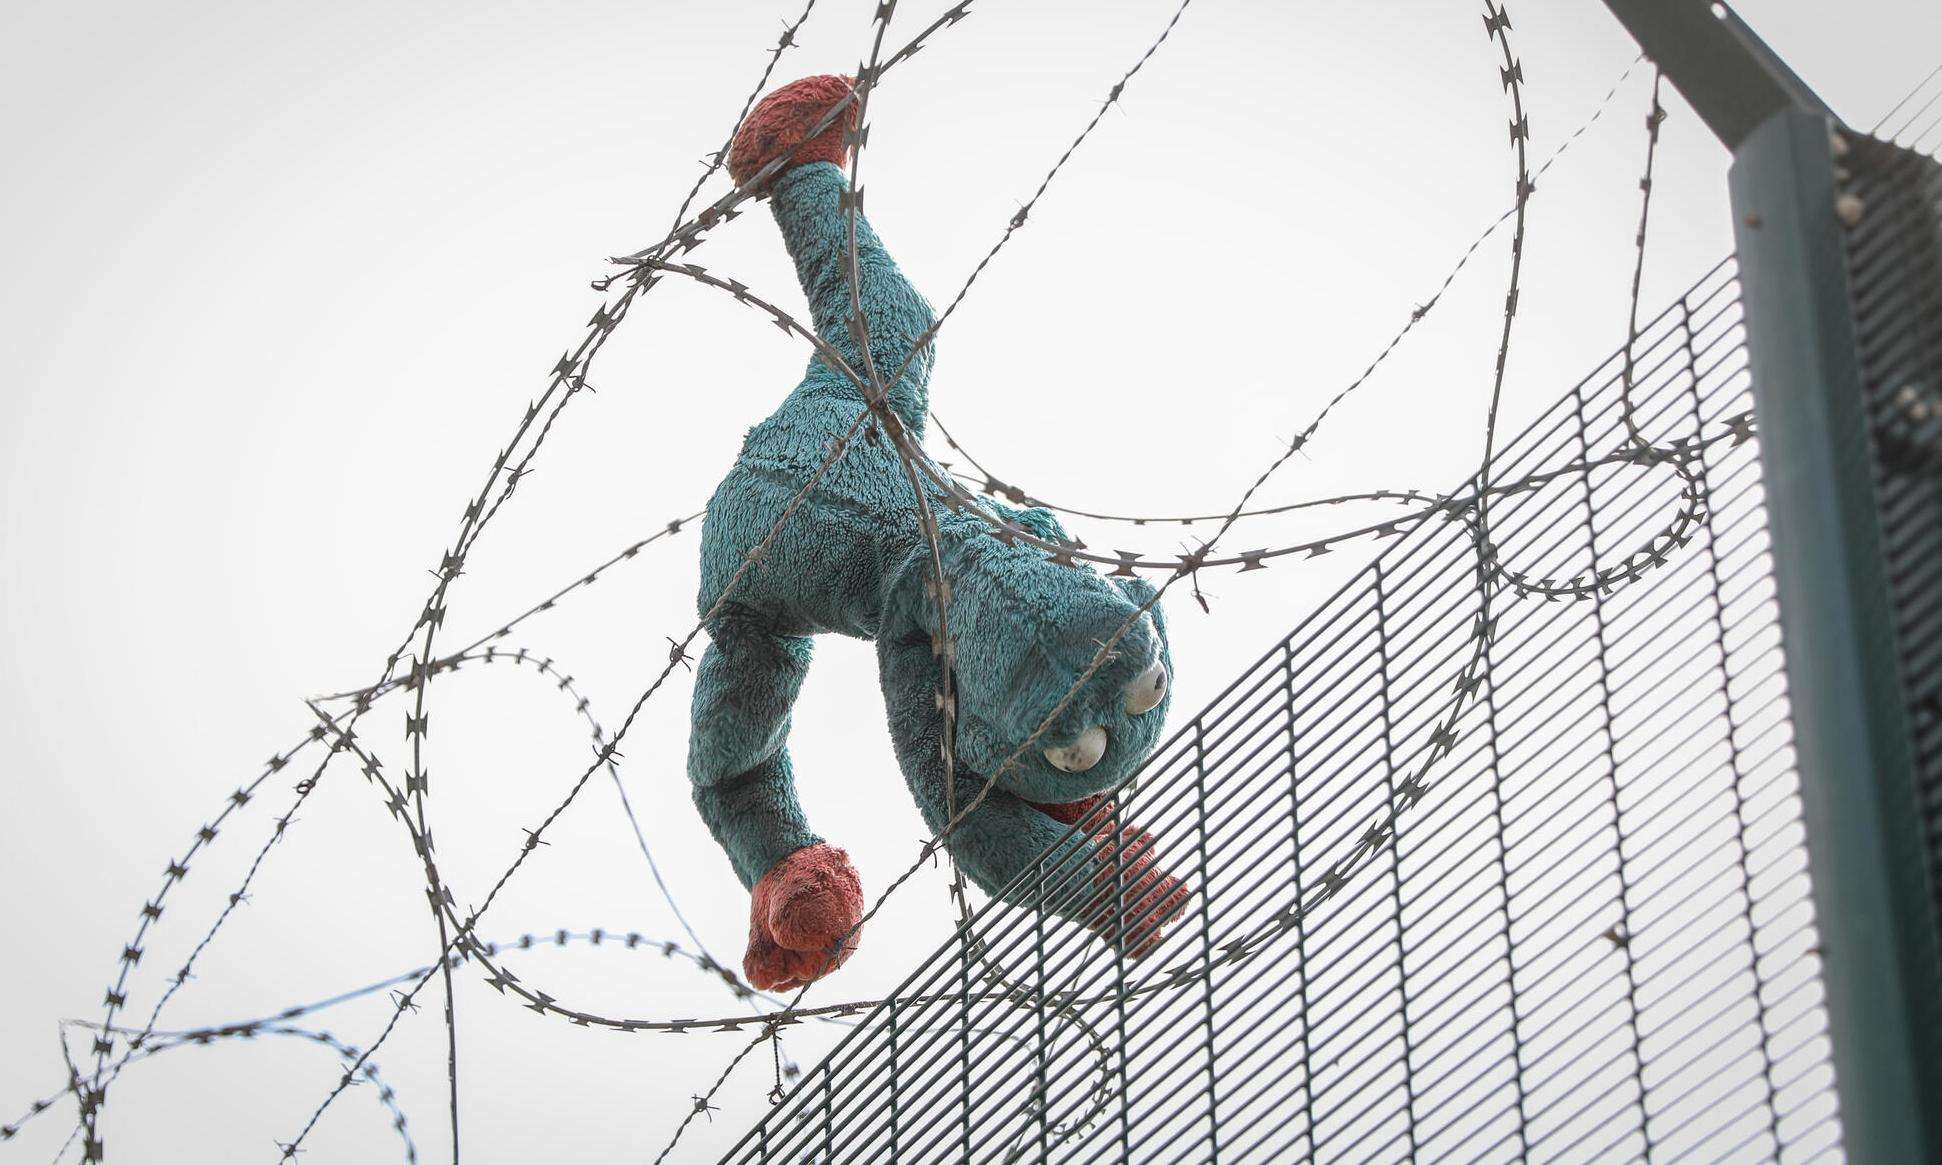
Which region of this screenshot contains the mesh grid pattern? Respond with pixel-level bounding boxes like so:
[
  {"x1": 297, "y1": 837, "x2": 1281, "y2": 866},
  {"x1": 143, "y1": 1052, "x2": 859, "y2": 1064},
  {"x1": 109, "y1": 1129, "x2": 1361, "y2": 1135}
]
[{"x1": 729, "y1": 260, "x2": 1840, "y2": 1164}]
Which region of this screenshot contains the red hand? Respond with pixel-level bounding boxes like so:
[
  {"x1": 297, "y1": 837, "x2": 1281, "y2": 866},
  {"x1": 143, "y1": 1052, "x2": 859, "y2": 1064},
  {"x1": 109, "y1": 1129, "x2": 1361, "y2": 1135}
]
[
  {"x1": 1086, "y1": 825, "x2": 1190, "y2": 959},
  {"x1": 743, "y1": 843, "x2": 865, "y2": 993},
  {"x1": 727, "y1": 75, "x2": 858, "y2": 188}
]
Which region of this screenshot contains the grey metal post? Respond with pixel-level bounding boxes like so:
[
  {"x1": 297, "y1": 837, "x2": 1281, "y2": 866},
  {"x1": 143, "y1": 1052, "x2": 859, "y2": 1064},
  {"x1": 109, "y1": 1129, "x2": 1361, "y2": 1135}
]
[
  {"x1": 1730, "y1": 109, "x2": 1942, "y2": 1164},
  {"x1": 1599, "y1": 0, "x2": 1831, "y2": 150}
]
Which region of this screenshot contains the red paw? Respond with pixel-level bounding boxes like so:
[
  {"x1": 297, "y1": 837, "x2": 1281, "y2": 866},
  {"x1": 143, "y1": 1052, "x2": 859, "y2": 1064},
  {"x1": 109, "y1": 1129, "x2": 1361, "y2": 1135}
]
[
  {"x1": 727, "y1": 75, "x2": 858, "y2": 188},
  {"x1": 1087, "y1": 826, "x2": 1190, "y2": 960},
  {"x1": 744, "y1": 843, "x2": 865, "y2": 992}
]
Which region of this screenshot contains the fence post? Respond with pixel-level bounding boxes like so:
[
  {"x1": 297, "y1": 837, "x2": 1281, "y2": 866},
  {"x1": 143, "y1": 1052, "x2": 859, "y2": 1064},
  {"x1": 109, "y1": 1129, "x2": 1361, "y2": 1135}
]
[{"x1": 1729, "y1": 107, "x2": 1942, "y2": 1164}]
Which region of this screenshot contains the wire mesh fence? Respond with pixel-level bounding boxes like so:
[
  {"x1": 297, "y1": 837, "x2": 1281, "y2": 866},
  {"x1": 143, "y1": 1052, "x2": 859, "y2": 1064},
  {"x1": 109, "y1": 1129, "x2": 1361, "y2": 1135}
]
[{"x1": 728, "y1": 256, "x2": 1841, "y2": 1164}]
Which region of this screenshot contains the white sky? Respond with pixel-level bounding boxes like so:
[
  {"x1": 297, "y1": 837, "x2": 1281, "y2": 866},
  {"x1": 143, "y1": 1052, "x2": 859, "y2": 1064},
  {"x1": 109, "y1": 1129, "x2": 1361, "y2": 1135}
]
[{"x1": 2, "y1": 0, "x2": 1936, "y2": 1160}]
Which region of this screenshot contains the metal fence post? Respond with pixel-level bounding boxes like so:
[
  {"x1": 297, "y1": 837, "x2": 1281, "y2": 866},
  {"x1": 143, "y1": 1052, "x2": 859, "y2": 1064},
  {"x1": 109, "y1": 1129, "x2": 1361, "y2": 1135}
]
[{"x1": 1730, "y1": 107, "x2": 1942, "y2": 1164}]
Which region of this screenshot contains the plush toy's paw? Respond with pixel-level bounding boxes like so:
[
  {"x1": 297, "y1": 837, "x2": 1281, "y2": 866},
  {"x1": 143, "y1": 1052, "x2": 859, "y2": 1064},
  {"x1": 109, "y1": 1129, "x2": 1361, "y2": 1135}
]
[
  {"x1": 727, "y1": 74, "x2": 857, "y2": 188},
  {"x1": 744, "y1": 843, "x2": 865, "y2": 992},
  {"x1": 1087, "y1": 826, "x2": 1190, "y2": 960}
]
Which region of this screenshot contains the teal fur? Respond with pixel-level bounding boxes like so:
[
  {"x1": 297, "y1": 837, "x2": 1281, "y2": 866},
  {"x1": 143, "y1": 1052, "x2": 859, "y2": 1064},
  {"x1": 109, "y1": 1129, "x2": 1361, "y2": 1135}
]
[{"x1": 687, "y1": 162, "x2": 1173, "y2": 920}]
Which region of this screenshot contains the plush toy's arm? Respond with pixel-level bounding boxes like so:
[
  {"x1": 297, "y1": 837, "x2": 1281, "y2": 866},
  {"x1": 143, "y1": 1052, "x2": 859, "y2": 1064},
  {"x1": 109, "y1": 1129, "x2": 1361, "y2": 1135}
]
[
  {"x1": 878, "y1": 632, "x2": 1186, "y2": 952},
  {"x1": 687, "y1": 611, "x2": 821, "y2": 887},
  {"x1": 770, "y1": 161, "x2": 936, "y2": 431},
  {"x1": 689, "y1": 611, "x2": 869, "y2": 991}
]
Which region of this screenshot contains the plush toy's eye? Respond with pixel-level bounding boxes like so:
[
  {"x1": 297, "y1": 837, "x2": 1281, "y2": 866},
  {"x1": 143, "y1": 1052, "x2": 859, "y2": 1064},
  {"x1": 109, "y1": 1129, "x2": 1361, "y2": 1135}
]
[
  {"x1": 1044, "y1": 726, "x2": 1108, "y2": 773},
  {"x1": 1124, "y1": 660, "x2": 1167, "y2": 715}
]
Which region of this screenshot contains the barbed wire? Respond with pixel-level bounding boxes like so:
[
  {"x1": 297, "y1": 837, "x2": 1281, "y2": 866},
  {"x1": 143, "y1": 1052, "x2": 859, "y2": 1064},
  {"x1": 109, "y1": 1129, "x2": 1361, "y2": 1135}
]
[
  {"x1": 651, "y1": 3, "x2": 1609, "y2": 1161},
  {"x1": 38, "y1": 506, "x2": 698, "y2": 1146},
  {"x1": 61, "y1": 0, "x2": 976, "y2": 1154},
  {"x1": 921, "y1": 54, "x2": 1651, "y2": 535},
  {"x1": 7, "y1": 926, "x2": 814, "y2": 1157},
  {"x1": 4, "y1": 3, "x2": 1750, "y2": 1163}
]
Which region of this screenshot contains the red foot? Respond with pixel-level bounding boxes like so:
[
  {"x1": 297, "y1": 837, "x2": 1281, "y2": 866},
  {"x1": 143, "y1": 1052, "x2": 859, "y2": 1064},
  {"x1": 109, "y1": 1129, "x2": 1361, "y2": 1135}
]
[
  {"x1": 1087, "y1": 826, "x2": 1190, "y2": 960},
  {"x1": 744, "y1": 843, "x2": 865, "y2": 992},
  {"x1": 727, "y1": 74, "x2": 858, "y2": 188}
]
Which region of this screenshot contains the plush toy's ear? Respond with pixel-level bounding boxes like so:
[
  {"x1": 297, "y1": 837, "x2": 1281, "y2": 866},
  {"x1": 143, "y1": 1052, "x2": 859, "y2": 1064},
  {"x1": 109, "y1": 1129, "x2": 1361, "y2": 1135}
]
[
  {"x1": 1112, "y1": 574, "x2": 1157, "y2": 604},
  {"x1": 989, "y1": 502, "x2": 1068, "y2": 545},
  {"x1": 1112, "y1": 575, "x2": 1168, "y2": 643}
]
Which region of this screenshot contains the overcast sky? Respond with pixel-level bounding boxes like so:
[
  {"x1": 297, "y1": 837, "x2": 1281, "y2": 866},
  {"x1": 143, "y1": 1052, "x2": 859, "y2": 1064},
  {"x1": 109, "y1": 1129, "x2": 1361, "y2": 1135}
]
[{"x1": 2, "y1": 0, "x2": 1936, "y2": 1160}]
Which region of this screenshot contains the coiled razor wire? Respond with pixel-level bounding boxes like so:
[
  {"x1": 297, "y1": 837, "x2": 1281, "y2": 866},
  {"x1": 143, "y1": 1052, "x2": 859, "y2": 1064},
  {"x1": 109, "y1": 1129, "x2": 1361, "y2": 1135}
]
[{"x1": 0, "y1": 2, "x2": 1811, "y2": 1162}]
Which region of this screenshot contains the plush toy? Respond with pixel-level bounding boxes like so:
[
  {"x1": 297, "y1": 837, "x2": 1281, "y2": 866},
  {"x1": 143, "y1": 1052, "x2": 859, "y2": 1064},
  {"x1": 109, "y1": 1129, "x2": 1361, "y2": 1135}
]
[{"x1": 688, "y1": 76, "x2": 1187, "y2": 992}]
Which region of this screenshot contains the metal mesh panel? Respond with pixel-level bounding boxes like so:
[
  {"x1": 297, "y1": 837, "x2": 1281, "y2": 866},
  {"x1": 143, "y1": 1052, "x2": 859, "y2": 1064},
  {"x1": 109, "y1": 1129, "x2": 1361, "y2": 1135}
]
[
  {"x1": 728, "y1": 259, "x2": 1840, "y2": 1164},
  {"x1": 1839, "y1": 135, "x2": 1942, "y2": 945}
]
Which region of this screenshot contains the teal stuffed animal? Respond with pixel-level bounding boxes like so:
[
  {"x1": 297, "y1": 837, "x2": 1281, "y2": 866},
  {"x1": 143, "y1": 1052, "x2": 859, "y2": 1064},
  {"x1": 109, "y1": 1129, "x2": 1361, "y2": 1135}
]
[{"x1": 688, "y1": 76, "x2": 1186, "y2": 991}]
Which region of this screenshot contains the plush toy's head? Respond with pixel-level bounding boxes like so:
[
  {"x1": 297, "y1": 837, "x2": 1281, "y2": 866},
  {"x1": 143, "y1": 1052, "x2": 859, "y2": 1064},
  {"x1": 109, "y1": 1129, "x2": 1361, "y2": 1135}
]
[{"x1": 923, "y1": 510, "x2": 1175, "y2": 806}]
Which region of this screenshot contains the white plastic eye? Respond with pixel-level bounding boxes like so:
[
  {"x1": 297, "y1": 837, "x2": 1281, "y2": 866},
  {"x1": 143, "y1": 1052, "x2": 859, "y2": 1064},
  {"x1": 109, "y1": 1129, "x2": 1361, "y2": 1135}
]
[
  {"x1": 1124, "y1": 660, "x2": 1168, "y2": 715},
  {"x1": 1044, "y1": 726, "x2": 1108, "y2": 773}
]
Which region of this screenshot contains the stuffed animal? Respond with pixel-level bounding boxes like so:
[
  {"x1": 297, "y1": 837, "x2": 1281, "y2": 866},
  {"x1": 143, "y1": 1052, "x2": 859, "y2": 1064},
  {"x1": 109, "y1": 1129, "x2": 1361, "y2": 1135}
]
[{"x1": 688, "y1": 76, "x2": 1187, "y2": 992}]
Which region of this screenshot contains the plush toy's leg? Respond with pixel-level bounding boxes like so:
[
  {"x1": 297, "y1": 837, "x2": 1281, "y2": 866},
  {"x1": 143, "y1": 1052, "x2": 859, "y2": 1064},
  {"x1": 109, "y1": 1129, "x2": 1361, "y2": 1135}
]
[
  {"x1": 689, "y1": 613, "x2": 865, "y2": 991},
  {"x1": 878, "y1": 635, "x2": 1188, "y2": 956},
  {"x1": 728, "y1": 75, "x2": 938, "y2": 432}
]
